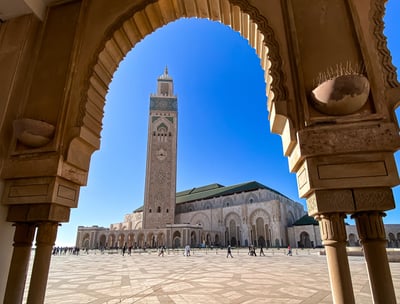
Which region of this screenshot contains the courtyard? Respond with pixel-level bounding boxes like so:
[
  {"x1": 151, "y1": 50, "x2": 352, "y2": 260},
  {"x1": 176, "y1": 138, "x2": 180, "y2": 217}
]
[{"x1": 24, "y1": 248, "x2": 400, "y2": 304}]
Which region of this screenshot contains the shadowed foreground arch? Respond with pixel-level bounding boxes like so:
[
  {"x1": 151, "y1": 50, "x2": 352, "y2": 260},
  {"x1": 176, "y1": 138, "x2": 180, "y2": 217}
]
[{"x1": 0, "y1": 0, "x2": 400, "y2": 303}]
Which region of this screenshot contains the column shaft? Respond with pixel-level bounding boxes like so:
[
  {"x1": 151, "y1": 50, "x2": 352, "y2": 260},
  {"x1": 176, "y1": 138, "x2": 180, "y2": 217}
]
[
  {"x1": 4, "y1": 223, "x2": 36, "y2": 304},
  {"x1": 317, "y1": 213, "x2": 355, "y2": 304},
  {"x1": 27, "y1": 222, "x2": 58, "y2": 304},
  {"x1": 353, "y1": 212, "x2": 396, "y2": 304}
]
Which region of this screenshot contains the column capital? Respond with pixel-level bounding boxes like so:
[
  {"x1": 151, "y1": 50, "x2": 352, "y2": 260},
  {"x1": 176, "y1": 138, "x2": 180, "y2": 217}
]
[
  {"x1": 352, "y1": 211, "x2": 387, "y2": 243},
  {"x1": 315, "y1": 213, "x2": 347, "y2": 246}
]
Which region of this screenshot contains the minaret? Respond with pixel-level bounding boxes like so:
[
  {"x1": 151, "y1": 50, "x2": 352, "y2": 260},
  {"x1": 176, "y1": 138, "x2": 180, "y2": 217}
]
[{"x1": 142, "y1": 67, "x2": 177, "y2": 229}]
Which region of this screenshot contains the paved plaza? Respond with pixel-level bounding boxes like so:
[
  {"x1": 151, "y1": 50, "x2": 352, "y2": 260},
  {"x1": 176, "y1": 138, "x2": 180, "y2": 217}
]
[{"x1": 25, "y1": 248, "x2": 400, "y2": 304}]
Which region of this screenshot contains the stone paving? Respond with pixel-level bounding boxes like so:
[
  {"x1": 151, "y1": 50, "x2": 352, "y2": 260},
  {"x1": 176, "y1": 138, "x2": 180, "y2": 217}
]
[{"x1": 25, "y1": 248, "x2": 400, "y2": 304}]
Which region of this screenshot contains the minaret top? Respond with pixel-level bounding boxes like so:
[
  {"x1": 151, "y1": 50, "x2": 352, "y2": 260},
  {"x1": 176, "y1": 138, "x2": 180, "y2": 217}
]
[
  {"x1": 158, "y1": 66, "x2": 172, "y2": 81},
  {"x1": 155, "y1": 66, "x2": 174, "y2": 97}
]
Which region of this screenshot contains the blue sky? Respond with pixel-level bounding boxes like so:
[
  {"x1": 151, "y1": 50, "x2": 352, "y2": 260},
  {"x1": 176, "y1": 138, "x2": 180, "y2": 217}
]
[{"x1": 56, "y1": 2, "x2": 400, "y2": 246}]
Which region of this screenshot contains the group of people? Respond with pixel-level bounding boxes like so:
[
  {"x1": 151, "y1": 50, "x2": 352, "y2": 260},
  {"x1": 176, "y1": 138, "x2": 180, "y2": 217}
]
[
  {"x1": 247, "y1": 245, "x2": 265, "y2": 256},
  {"x1": 52, "y1": 246, "x2": 81, "y2": 255},
  {"x1": 121, "y1": 245, "x2": 133, "y2": 256}
]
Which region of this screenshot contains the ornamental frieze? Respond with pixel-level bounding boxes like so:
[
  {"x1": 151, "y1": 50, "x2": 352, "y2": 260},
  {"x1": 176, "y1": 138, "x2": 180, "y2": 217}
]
[{"x1": 298, "y1": 123, "x2": 400, "y2": 156}]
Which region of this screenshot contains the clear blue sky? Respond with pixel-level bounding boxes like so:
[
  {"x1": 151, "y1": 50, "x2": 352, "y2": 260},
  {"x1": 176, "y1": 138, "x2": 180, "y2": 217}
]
[{"x1": 56, "y1": 2, "x2": 400, "y2": 246}]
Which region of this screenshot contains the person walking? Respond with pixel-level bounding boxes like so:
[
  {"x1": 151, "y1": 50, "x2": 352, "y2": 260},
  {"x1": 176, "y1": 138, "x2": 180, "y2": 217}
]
[
  {"x1": 259, "y1": 246, "x2": 265, "y2": 256},
  {"x1": 226, "y1": 245, "x2": 233, "y2": 258},
  {"x1": 287, "y1": 245, "x2": 292, "y2": 256}
]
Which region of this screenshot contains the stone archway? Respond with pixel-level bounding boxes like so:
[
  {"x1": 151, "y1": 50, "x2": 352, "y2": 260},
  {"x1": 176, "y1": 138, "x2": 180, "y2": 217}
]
[
  {"x1": 0, "y1": 1, "x2": 399, "y2": 303},
  {"x1": 99, "y1": 234, "x2": 107, "y2": 248}
]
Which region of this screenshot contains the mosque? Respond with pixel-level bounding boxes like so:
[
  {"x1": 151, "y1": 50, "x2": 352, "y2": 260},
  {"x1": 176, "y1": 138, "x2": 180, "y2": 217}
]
[{"x1": 76, "y1": 69, "x2": 400, "y2": 250}]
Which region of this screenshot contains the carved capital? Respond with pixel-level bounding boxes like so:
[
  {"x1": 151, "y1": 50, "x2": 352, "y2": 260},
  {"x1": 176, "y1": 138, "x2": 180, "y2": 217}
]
[
  {"x1": 315, "y1": 213, "x2": 347, "y2": 245},
  {"x1": 352, "y1": 211, "x2": 386, "y2": 243}
]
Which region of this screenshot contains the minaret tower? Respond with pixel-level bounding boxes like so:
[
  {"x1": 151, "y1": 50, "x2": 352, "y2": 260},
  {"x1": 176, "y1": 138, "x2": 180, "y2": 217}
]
[{"x1": 142, "y1": 67, "x2": 178, "y2": 229}]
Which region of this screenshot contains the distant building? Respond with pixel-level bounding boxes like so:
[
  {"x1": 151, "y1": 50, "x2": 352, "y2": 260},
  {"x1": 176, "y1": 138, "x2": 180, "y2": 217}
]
[{"x1": 76, "y1": 69, "x2": 400, "y2": 250}]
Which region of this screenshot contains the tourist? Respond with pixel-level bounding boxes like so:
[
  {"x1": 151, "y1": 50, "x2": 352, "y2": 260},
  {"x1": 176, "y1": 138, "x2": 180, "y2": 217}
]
[
  {"x1": 184, "y1": 245, "x2": 191, "y2": 256},
  {"x1": 259, "y1": 246, "x2": 265, "y2": 256},
  {"x1": 226, "y1": 245, "x2": 233, "y2": 258},
  {"x1": 287, "y1": 245, "x2": 292, "y2": 256}
]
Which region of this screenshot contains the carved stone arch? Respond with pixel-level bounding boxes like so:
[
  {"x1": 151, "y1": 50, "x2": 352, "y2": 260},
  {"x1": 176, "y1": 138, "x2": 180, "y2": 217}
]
[
  {"x1": 245, "y1": 192, "x2": 258, "y2": 204},
  {"x1": 74, "y1": 0, "x2": 289, "y2": 165},
  {"x1": 222, "y1": 197, "x2": 234, "y2": 207},
  {"x1": 287, "y1": 210, "x2": 295, "y2": 226},
  {"x1": 133, "y1": 221, "x2": 142, "y2": 230},
  {"x1": 99, "y1": 234, "x2": 107, "y2": 248},
  {"x1": 372, "y1": 0, "x2": 399, "y2": 90},
  {"x1": 153, "y1": 117, "x2": 174, "y2": 131},
  {"x1": 108, "y1": 234, "x2": 116, "y2": 247},
  {"x1": 204, "y1": 201, "x2": 212, "y2": 209},
  {"x1": 81, "y1": 233, "x2": 90, "y2": 248},
  {"x1": 190, "y1": 212, "x2": 210, "y2": 228},
  {"x1": 224, "y1": 211, "x2": 241, "y2": 227},
  {"x1": 249, "y1": 208, "x2": 271, "y2": 226}
]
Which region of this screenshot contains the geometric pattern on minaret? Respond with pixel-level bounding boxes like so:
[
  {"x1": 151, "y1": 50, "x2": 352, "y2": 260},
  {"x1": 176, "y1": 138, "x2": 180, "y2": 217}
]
[{"x1": 142, "y1": 67, "x2": 178, "y2": 229}]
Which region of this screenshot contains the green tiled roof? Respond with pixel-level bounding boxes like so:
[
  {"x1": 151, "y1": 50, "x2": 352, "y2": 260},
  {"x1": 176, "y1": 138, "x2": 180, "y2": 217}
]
[
  {"x1": 134, "y1": 181, "x2": 292, "y2": 212},
  {"x1": 176, "y1": 181, "x2": 269, "y2": 204},
  {"x1": 293, "y1": 214, "x2": 319, "y2": 226}
]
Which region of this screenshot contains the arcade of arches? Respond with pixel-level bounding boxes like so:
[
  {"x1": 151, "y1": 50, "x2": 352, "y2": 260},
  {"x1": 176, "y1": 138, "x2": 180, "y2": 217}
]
[
  {"x1": 0, "y1": 0, "x2": 400, "y2": 303},
  {"x1": 76, "y1": 181, "x2": 306, "y2": 250}
]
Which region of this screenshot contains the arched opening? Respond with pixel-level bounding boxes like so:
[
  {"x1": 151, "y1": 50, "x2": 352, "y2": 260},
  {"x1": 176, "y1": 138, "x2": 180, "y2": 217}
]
[
  {"x1": 58, "y1": 4, "x2": 294, "y2": 255},
  {"x1": 172, "y1": 231, "x2": 181, "y2": 248},
  {"x1": 118, "y1": 234, "x2": 125, "y2": 248},
  {"x1": 388, "y1": 233, "x2": 396, "y2": 248},
  {"x1": 229, "y1": 219, "x2": 237, "y2": 246},
  {"x1": 256, "y1": 217, "x2": 265, "y2": 247},
  {"x1": 108, "y1": 234, "x2": 116, "y2": 248},
  {"x1": 190, "y1": 231, "x2": 197, "y2": 247},
  {"x1": 81, "y1": 233, "x2": 90, "y2": 249},
  {"x1": 299, "y1": 232, "x2": 311, "y2": 248},
  {"x1": 99, "y1": 234, "x2": 106, "y2": 248}
]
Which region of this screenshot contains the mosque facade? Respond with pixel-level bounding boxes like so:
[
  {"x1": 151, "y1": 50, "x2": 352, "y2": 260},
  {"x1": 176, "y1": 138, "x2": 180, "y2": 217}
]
[{"x1": 76, "y1": 70, "x2": 400, "y2": 250}]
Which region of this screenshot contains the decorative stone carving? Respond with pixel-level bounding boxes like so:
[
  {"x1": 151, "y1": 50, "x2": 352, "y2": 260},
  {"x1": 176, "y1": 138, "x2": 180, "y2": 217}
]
[
  {"x1": 353, "y1": 187, "x2": 395, "y2": 212},
  {"x1": 315, "y1": 213, "x2": 347, "y2": 245},
  {"x1": 372, "y1": 0, "x2": 399, "y2": 89},
  {"x1": 311, "y1": 74, "x2": 370, "y2": 115},
  {"x1": 352, "y1": 211, "x2": 386, "y2": 242},
  {"x1": 298, "y1": 123, "x2": 400, "y2": 156},
  {"x1": 13, "y1": 118, "x2": 55, "y2": 148},
  {"x1": 306, "y1": 190, "x2": 354, "y2": 216}
]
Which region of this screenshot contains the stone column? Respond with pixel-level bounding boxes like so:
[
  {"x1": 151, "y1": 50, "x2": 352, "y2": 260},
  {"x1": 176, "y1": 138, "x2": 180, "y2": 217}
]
[
  {"x1": 27, "y1": 222, "x2": 58, "y2": 304},
  {"x1": 352, "y1": 211, "x2": 396, "y2": 303},
  {"x1": 4, "y1": 222, "x2": 36, "y2": 304},
  {"x1": 316, "y1": 213, "x2": 355, "y2": 304}
]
